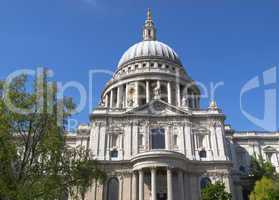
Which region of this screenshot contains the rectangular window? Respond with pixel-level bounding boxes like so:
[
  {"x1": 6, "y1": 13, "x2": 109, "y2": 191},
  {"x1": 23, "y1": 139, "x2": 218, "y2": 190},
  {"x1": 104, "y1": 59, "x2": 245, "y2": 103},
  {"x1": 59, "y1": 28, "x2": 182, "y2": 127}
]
[
  {"x1": 151, "y1": 128, "x2": 165, "y2": 149},
  {"x1": 110, "y1": 150, "x2": 118, "y2": 159}
]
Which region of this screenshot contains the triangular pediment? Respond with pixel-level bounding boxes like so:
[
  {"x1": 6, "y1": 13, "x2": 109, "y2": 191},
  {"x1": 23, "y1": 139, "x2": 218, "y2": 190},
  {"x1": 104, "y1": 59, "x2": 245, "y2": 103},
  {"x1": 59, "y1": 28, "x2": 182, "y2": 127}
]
[{"x1": 125, "y1": 100, "x2": 188, "y2": 116}]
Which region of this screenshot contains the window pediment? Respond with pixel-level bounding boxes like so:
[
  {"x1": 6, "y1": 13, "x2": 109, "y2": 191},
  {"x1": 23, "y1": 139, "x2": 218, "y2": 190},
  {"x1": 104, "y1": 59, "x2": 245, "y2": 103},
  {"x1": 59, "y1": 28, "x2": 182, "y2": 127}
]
[
  {"x1": 263, "y1": 146, "x2": 277, "y2": 152},
  {"x1": 107, "y1": 125, "x2": 123, "y2": 134}
]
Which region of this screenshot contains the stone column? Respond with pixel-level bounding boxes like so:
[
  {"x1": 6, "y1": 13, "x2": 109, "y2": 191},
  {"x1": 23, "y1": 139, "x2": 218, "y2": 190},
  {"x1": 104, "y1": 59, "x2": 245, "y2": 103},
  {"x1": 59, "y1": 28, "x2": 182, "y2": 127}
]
[
  {"x1": 176, "y1": 83, "x2": 181, "y2": 107},
  {"x1": 105, "y1": 94, "x2": 109, "y2": 107},
  {"x1": 276, "y1": 153, "x2": 279, "y2": 167},
  {"x1": 119, "y1": 176, "x2": 123, "y2": 200},
  {"x1": 215, "y1": 123, "x2": 227, "y2": 160},
  {"x1": 151, "y1": 168, "x2": 157, "y2": 200},
  {"x1": 139, "y1": 170, "x2": 144, "y2": 200},
  {"x1": 119, "y1": 133, "x2": 124, "y2": 160},
  {"x1": 110, "y1": 89, "x2": 114, "y2": 108},
  {"x1": 178, "y1": 170, "x2": 185, "y2": 200},
  {"x1": 135, "y1": 81, "x2": 139, "y2": 106},
  {"x1": 235, "y1": 185, "x2": 243, "y2": 200},
  {"x1": 92, "y1": 178, "x2": 97, "y2": 200},
  {"x1": 166, "y1": 126, "x2": 171, "y2": 150},
  {"x1": 210, "y1": 125, "x2": 219, "y2": 160},
  {"x1": 125, "y1": 83, "x2": 129, "y2": 107},
  {"x1": 132, "y1": 172, "x2": 138, "y2": 200},
  {"x1": 181, "y1": 126, "x2": 186, "y2": 155},
  {"x1": 146, "y1": 81, "x2": 150, "y2": 103},
  {"x1": 191, "y1": 92, "x2": 195, "y2": 108},
  {"x1": 195, "y1": 96, "x2": 199, "y2": 108},
  {"x1": 133, "y1": 123, "x2": 139, "y2": 154},
  {"x1": 184, "y1": 173, "x2": 190, "y2": 200},
  {"x1": 116, "y1": 86, "x2": 121, "y2": 108},
  {"x1": 185, "y1": 125, "x2": 193, "y2": 159},
  {"x1": 167, "y1": 81, "x2": 172, "y2": 104},
  {"x1": 167, "y1": 168, "x2": 173, "y2": 200}
]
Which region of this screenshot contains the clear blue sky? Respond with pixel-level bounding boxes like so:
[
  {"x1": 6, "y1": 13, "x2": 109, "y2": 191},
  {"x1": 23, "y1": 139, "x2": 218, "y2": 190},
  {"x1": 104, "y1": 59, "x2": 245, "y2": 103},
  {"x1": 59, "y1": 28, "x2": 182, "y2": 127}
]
[{"x1": 0, "y1": 0, "x2": 278, "y2": 131}]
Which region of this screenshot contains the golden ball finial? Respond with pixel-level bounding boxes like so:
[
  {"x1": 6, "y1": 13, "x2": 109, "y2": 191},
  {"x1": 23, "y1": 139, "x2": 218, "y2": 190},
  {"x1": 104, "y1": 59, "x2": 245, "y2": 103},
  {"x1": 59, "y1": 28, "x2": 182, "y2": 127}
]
[{"x1": 209, "y1": 100, "x2": 218, "y2": 109}]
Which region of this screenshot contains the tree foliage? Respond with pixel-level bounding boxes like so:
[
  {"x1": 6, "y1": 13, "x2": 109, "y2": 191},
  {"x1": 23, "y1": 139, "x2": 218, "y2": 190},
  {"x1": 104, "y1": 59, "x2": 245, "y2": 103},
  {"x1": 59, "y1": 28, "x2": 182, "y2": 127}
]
[
  {"x1": 201, "y1": 181, "x2": 232, "y2": 200},
  {"x1": 249, "y1": 155, "x2": 279, "y2": 200},
  {"x1": 0, "y1": 71, "x2": 106, "y2": 200},
  {"x1": 249, "y1": 176, "x2": 279, "y2": 200},
  {"x1": 250, "y1": 155, "x2": 276, "y2": 182}
]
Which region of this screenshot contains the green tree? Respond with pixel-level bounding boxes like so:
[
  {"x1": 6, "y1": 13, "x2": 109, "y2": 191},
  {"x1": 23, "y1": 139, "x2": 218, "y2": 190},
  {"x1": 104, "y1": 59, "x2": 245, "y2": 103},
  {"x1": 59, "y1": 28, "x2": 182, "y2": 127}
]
[
  {"x1": 201, "y1": 181, "x2": 232, "y2": 200},
  {"x1": 250, "y1": 155, "x2": 276, "y2": 182},
  {"x1": 0, "y1": 71, "x2": 106, "y2": 200},
  {"x1": 249, "y1": 176, "x2": 279, "y2": 200},
  {"x1": 248, "y1": 155, "x2": 279, "y2": 200}
]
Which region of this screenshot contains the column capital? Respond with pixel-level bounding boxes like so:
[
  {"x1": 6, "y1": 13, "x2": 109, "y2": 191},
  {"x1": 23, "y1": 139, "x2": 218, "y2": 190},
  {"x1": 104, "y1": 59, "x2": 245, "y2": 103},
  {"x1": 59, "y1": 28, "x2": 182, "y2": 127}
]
[
  {"x1": 150, "y1": 166, "x2": 157, "y2": 171},
  {"x1": 166, "y1": 166, "x2": 174, "y2": 171},
  {"x1": 118, "y1": 175, "x2": 123, "y2": 181}
]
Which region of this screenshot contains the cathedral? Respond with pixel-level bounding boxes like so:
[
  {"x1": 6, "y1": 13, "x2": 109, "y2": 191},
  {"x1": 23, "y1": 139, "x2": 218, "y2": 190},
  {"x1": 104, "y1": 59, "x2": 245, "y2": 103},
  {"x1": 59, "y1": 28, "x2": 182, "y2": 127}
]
[{"x1": 67, "y1": 9, "x2": 279, "y2": 200}]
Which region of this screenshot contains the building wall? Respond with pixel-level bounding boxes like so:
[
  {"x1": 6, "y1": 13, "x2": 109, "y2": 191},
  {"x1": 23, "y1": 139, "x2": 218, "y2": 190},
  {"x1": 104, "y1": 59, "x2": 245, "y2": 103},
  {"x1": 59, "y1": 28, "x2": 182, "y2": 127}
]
[
  {"x1": 232, "y1": 132, "x2": 279, "y2": 173},
  {"x1": 89, "y1": 115, "x2": 229, "y2": 163},
  {"x1": 70, "y1": 113, "x2": 237, "y2": 200},
  {"x1": 70, "y1": 127, "x2": 279, "y2": 200},
  {"x1": 72, "y1": 119, "x2": 279, "y2": 200}
]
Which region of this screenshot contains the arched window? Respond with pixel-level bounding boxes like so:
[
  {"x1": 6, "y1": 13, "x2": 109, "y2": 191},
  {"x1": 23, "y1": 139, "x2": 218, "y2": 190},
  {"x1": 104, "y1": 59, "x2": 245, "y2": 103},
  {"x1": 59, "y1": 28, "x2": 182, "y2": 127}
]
[
  {"x1": 107, "y1": 178, "x2": 119, "y2": 200},
  {"x1": 200, "y1": 177, "x2": 211, "y2": 189}
]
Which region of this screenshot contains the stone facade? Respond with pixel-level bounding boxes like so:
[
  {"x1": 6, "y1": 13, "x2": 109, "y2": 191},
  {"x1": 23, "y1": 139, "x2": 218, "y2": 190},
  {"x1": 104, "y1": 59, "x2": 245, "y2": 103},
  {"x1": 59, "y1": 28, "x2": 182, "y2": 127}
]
[{"x1": 67, "y1": 9, "x2": 279, "y2": 200}]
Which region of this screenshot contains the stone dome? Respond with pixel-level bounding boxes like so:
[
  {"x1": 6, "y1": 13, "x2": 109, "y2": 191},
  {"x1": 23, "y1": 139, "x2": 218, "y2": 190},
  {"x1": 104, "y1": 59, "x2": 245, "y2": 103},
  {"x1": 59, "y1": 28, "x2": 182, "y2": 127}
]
[
  {"x1": 117, "y1": 40, "x2": 182, "y2": 68},
  {"x1": 117, "y1": 8, "x2": 182, "y2": 69},
  {"x1": 99, "y1": 9, "x2": 200, "y2": 112}
]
